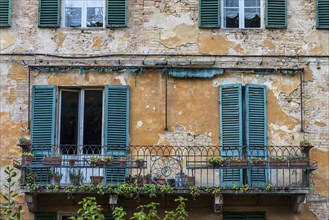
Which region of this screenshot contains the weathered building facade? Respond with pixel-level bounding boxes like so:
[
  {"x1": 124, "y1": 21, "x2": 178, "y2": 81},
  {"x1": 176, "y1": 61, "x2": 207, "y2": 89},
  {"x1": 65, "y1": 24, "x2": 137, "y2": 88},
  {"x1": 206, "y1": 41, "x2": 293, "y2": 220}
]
[{"x1": 0, "y1": 0, "x2": 328, "y2": 219}]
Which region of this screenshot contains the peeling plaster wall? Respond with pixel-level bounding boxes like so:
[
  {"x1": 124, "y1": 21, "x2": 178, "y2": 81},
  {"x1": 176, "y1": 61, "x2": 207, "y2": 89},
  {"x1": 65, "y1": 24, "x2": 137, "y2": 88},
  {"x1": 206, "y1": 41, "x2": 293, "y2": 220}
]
[{"x1": 0, "y1": 0, "x2": 328, "y2": 219}]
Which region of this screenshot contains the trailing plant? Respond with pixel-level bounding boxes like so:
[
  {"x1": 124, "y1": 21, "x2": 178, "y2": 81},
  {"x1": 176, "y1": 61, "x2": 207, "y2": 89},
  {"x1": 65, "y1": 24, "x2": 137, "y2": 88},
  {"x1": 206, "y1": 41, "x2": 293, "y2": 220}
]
[
  {"x1": 96, "y1": 183, "x2": 106, "y2": 195},
  {"x1": 69, "y1": 169, "x2": 84, "y2": 186},
  {"x1": 112, "y1": 207, "x2": 126, "y2": 220},
  {"x1": 26, "y1": 172, "x2": 37, "y2": 184},
  {"x1": 230, "y1": 184, "x2": 238, "y2": 190},
  {"x1": 106, "y1": 183, "x2": 115, "y2": 193},
  {"x1": 132, "y1": 202, "x2": 160, "y2": 220},
  {"x1": 90, "y1": 156, "x2": 104, "y2": 166},
  {"x1": 265, "y1": 184, "x2": 272, "y2": 192},
  {"x1": 204, "y1": 186, "x2": 220, "y2": 195},
  {"x1": 164, "y1": 196, "x2": 188, "y2": 220},
  {"x1": 45, "y1": 184, "x2": 52, "y2": 190},
  {"x1": 159, "y1": 184, "x2": 173, "y2": 194},
  {"x1": 289, "y1": 155, "x2": 308, "y2": 161},
  {"x1": 48, "y1": 171, "x2": 63, "y2": 179},
  {"x1": 26, "y1": 183, "x2": 40, "y2": 191},
  {"x1": 53, "y1": 184, "x2": 60, "y2": 192},
  {"x1": 269, "y1": 155, "x2": 286, "y2": 161},
  {"x1": 114, "y1": 183, "x2": 139, "y2": 198},
  {"x1": 189, "y1": 185, "x2": 200, "y2": 199},
  {"x1": 65, "y1": 184, "x2": 77, "y2": 199},
  {"x1": 69, "y1": 197, "x2": 104, "y2": 220},
  {"x1": 240, "y1": 184, "x2": 250, "y2": 192},
  {"x1": 0, "y1": 166, "x2": 23, "y2": 220},
  {"x1": 143, "y1": 184, "x2": 157, "y2": 198}
]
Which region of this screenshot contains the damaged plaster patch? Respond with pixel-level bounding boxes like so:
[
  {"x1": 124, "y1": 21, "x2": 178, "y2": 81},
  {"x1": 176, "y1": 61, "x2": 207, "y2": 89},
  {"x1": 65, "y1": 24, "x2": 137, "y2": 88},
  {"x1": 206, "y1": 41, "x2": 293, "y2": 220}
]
[
  {"x1": 137, "y1": 120, "x2": 143, "y2": 128},
  {"x1": 160, "y1": 24, "x2": 198, "y2": 48},
  {"x1": 165, "y1": 125, "x2": 211, "y2": 146},
  {"x1": 0, "y1": 32, "x2": 16, "y2": 50},
  {"x1": 114, "y1": 71, "x2": 129, "y2": 85},
  {"x1": 144, "y1": 14, "x2": 193, "y2": 29}
]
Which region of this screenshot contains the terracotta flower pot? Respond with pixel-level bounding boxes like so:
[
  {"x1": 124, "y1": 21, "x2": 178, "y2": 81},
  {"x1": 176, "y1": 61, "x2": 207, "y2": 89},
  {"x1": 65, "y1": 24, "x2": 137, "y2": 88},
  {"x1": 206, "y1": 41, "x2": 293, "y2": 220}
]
[
  {"x1": 24, "y1": 156, "x2": 33, "y2": 165},
  {"x1": 68, "y1": 158, "x2": 77, "y2": 166},
  {"x1": 119, "y1": 158, "x2": 126, "y2": 166},
  {"x1": 290, "y1": 160, "x2": 308, "y2": 166},
  {"x1": 230, "y1": 161, "x2": 248, "y2": 167},
  {"x1": 90, "y1": 176, "x2": 104, "y2": 185}
]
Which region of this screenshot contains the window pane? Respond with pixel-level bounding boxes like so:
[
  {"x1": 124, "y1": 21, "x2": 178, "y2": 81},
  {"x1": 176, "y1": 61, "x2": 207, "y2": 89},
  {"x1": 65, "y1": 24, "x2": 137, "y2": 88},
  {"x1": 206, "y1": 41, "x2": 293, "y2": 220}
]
[
  {"x1": 224, "y1": 8, "x2": 239, "y2": 28},
  {"x1": 60, "y1": 91, "x2": 79, "y2": 154},
  {"x1": 87, "y1": 7, "x2": 104, "y2": 27},
  {"x1": 245, "y1": 8, "x2": 260, "y2": 28},
  {"x1": 245, "y1": 0, "x2": 260, "y2": 7},
  {"x1": 65, "y1": 7, "x2": 81, "y2": 27},
  {"x1": 224, "y1": 0, "x2": 239, "y2": 7},
  {"x1": 83, "y1": 90, "x2": 102, "y2": 154}
]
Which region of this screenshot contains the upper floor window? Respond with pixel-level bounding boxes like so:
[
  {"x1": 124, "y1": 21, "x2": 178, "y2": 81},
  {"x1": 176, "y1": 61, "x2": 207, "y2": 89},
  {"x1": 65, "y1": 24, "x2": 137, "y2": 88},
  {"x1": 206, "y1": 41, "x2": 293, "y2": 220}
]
[
  {"x1": 63, "y1": 0, "x2": 104, "y2": 28},
  {"x1": 222, "y1": 0, "x2": 261, "y2": 28},
  {"x1": 38, "y1": 0, "x2": 128, "y2": 28}
]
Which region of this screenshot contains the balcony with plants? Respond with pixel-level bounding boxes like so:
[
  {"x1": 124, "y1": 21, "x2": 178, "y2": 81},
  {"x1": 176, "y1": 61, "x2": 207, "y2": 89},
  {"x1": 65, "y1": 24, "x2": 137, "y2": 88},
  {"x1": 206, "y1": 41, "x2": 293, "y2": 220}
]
[{"x1": 15, "y1": 143, "x2": 317, "y2": 198}]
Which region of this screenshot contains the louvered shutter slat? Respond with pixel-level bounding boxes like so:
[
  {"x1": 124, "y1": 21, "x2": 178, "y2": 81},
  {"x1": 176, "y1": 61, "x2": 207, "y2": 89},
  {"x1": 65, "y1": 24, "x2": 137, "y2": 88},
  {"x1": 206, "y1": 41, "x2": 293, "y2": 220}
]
[
  {"x1": 0, "y1": 0, "x2": 11, "y2": 27},
  {"x1": 31, "y1": 86, "x2": 56, "y2": 184},
  {"x1": 106, "y1": 0, "x2": 128, "y2": 27},
  {"x1": 104, "y1": 85, "x2": 129, "y2": 184},
  {"x1": 38, "y1": 0, "x2": 60, "y2": 28},
  {"x1": 199, "y1": 0, "x2": 220, "y2": 28},
  {"x1": 266, "y1": 0, "x2": 287, "y2": 28},
  {"x1": 220, "y1": 84, "x2": 243, "y2": 187},
  {"x1": 246, "y1": 85, "x2": 268, "y2": 187},
  {"x1": 316, "y1": 0, "x2": 329, "y2": 29}
]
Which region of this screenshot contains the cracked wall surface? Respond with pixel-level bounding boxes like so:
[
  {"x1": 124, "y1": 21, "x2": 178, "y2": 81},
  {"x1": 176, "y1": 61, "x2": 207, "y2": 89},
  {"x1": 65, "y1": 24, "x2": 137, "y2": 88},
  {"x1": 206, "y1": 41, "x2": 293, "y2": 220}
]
[{"x1": 0, "y1": 0, "x2": 328, "y2": 219}]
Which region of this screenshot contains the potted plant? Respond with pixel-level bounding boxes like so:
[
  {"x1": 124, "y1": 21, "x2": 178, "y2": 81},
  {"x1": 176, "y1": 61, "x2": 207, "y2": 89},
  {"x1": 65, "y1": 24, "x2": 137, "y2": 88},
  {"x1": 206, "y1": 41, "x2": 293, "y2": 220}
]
[
  {"x1": 90, "y1": 156, "x2": 104, "y2": 167},
  {"x1": 207, "y1": 156, "x2": 226, "y2": 167},
  {"x1": 42, "y1": 155, "x2": 62, "y2": 166},
  {"x1": 23, "y1": 152, "x2": 34, "y2": 165},
  {"x1": 69, "y1": 169, "x2": 84, "y2": 186},
  {"x1": 188, "y1": 176, "x2": 195, "y2": 186},
  {"x1": 90, "y1": 176, "x2": 104, "y2": 185},
  {"x1": 228, "y1": 157, "x2": 248, "y2": 167},
  {"x1": 136, "y1": 174, "x2": 152, "y2": 185},
  {"x1": 18, "y1": 136, "x2": 32, "y2": 152},
  {"x1": 300, "y1": 139, "x2": 313, "y2": 154},
  {"x1": 135, "y1": 157, "x2": 145, "y2": 167},
  {"x1": 48, "y1": 171, "x2": 63, "y2": 185},
  {"x1": 68, "y1": 158, "x2": 77, "y2": 166},
  {"x1": 119, "y1": 157, "x2": 126, "y2": 166},
  {"x1": 250, "y1": 157, "x2": 266, "y2": 166},
  {"x1": 156, "y1": 175, "x2": 167, "y2": 185},
  {"x1": 289, "y1": 155, "x2": 309, "y2": 166},
  {"x1": 104, "y1": 156, "x2": 114, "y2": 166},
  {"x1": 269, "y1": 156, "x2": 288, "y2": 166}
]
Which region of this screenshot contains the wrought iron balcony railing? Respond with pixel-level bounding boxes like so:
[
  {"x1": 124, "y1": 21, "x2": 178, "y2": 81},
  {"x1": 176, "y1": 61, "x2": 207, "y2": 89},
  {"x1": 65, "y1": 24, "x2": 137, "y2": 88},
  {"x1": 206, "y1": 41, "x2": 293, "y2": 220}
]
[{"x1": 17, "y1": 145, "x2": 317, "y2": 194}]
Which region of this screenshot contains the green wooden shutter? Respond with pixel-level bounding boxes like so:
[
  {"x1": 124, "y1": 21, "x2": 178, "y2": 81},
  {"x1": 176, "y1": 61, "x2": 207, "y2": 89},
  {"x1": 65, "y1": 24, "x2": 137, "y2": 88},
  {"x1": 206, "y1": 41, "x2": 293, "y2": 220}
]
[
  {"x1": 106, "y1": 0, "x2": 128, "y2": 27},
  {"x1": 38, "y1": 0, "x2": 60, "y2": 28},
  {"x1": 245, "y1": 85, "x2": 267, "y2": 187},
  {"x1": 220, "y1": 84, "x2": 243, "y2": 187},
  {"x1": 316, "y1": 0, "x2": 329, "y2": 29},
  {"x1": 0, "y1": 0, "x2": 11, "y2": 27},
  {"x1": 199, "y1": 0, "x2": 220, "y2": 28},
  {"x1": 104, "y1": 85, "x2": 129, "y2": 184},
  {"x1": 266, "y1": 0, "x2": 287, "y2": 28},
  {"x1": 34, "y1": 212, "x2": 57, "y2": 220},
  {"x1": 31, "y1": 86, "x2": 56, "y2": 184}
]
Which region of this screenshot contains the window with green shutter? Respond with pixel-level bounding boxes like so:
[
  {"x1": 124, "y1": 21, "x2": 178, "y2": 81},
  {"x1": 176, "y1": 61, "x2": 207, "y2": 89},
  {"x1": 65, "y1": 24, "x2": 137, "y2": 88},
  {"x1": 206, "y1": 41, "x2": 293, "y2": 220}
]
[
  {"x1": 266, "y1": 0, "x2": 287, "y2": 28},
  {"x1": 0, "y1": 0, "x2": 11, "y2": 27},
  {"x1": 220, "y1": 84, "x2": 268, "y2": 187},
  {"x1": 316, "y1": 0, "x2": 329, "y2": 29},
  {"x1": 38, "y1": 0, "x2": 128, "y2": 28}
]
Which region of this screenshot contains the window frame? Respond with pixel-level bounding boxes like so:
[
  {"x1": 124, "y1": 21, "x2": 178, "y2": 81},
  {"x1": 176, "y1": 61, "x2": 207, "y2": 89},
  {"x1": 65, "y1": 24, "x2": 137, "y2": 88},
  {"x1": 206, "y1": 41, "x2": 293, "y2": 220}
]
[
  {"x1": 61, "y1": 0, "x2": 105, "y2": 28},
  {"x1": 57, "y1": 87, "x2": 105, "y2": 154},
  {"x1": 221, "y1": 0, "x2": 263, "y2": 29}
]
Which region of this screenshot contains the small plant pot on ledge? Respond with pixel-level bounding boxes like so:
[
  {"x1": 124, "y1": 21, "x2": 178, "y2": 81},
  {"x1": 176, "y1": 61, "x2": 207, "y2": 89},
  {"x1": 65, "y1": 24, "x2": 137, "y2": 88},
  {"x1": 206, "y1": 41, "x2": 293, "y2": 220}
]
[
  {"x1": 290, "y1": 160, "x2": 309, "y2": 166},
  {"x1": 68, "y1": 158, "x2": 77, "y2": 166},
  {"x1": 90, "y1": 176, "x2": 104, "y2": 185}
]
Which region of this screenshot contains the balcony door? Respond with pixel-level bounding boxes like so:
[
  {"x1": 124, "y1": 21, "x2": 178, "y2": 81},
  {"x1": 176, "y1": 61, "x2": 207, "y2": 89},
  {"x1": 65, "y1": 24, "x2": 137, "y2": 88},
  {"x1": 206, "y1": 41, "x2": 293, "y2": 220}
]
[{"x1": 58, "y1": 88, "x2": 104, "y2": 184}]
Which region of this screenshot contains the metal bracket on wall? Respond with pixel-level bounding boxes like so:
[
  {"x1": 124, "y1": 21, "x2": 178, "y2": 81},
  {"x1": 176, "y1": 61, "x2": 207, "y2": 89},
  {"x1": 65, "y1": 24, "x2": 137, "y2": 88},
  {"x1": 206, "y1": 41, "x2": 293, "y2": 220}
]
[{"x1": 214, "y1": 194, "x2": 223, "y2": 213}]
